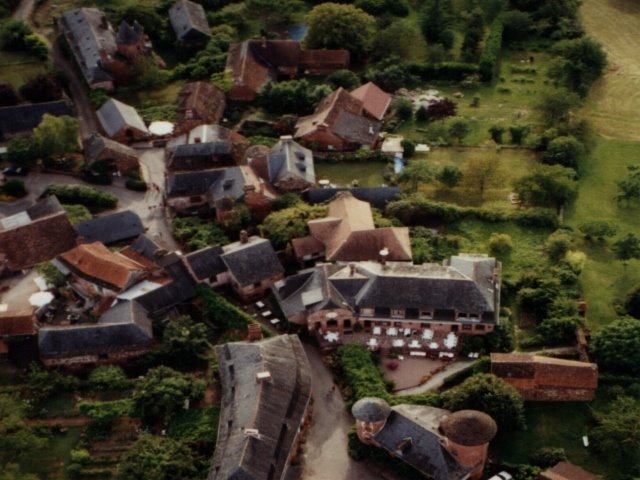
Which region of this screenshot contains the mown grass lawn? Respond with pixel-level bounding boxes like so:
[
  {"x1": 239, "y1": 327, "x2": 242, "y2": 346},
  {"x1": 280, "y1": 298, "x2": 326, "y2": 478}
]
[
  {"x1": 0, "y1": 51, "x2": 46, "y2": 88},
  {"x1": 314, "y1": 161, "x2": 386, "y2": 188},
  {"x1": 564, "y1": 137, "x2": 640, "y2": 330}
]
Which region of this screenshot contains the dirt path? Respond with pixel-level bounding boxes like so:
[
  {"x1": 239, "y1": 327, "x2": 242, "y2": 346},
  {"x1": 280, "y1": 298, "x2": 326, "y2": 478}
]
[
  {"x1": 581, "y1": 0, "x2": 640, "y2": 140},
  {"x1": 25, "y1": 416, "x2": 90, "y2": 427},
  {"x1": 11, "y1": 0, "x2": 36, "y2": 21}
]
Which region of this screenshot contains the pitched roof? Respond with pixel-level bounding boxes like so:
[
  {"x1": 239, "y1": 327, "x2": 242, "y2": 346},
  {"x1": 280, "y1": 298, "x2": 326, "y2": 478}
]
[
  {"x1": 184, "y1": 246, "x2": 226, "y2": 281},
  {"x1": 299, "y1": 49, "x2": 350, "y2": 73},
  {"x1": 0, "y1": 310, "x2": 37, "y2": 336},
  {"x1": 58, "y1": 242, "x2": 147, "y2": 291},
  {"x1": 75, "y1": 211, "x2": 144, "y2": 245},
  {"x1": 539, "y1": 462, "x2": 601, "y2": 480},
  {"x1": 97, "y1": 98, "x2": 148, "y2": 137},
  {"x1": 225, "y1": 41, "x2": 276, "y2": 98},
  {"x1": 59, "y1": 8, "x2": 116, "y2": 85},
  {"x1": 165, "y1": 167, "x2": 245, "y2": 200},
  {"x1": 116, "y1": 20, "x2": 144, "y2": 45},
  {"x1": 306, "y1": 187, "x2": 400, "y2": 209},
  {"x1": 169, "y1": 0, "x2": 211, "y2": 41},
  {"x1": 304, "y1": 192, "x2": 411, "y2": 262},
  {"x1": 221, "y1": 236, "x2": 283, "y2": 286},
  {"x1": 38, "y1": 300, "x2": 152, "y2": 358},
  {"x1": 267, "y1": 136, "x2": 315, "y2": 187},
  {"x1": 83, "y1": 132, "x2": 138, "y2": 162},
  {"x1": 350, "y1": 82, "x2": 392, "y2": 120},
  {"x1": 0, "y1": 100, "x2": 74, "y2": 135},
  {"x1": 177, "y1": 82, "x2": 225, "y2": 124},
  {"x1": 210, "y1": 335, "x2": 312, "y2": 480},
  {"x1": 0, "y1": 196, "x2": 79, "y2": 271},
  {"x1": 372, "y1": 410, "x2": 470, "y2": 480}
]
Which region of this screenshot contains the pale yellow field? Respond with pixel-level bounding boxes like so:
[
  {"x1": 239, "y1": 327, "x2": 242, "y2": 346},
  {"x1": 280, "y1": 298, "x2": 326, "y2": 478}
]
[{"x1": 581, "y1": 0, "x2": 640, "y2": 140}]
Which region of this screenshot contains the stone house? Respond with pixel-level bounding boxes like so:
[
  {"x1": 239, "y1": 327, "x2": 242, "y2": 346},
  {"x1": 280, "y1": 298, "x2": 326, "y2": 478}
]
[
  {"x1": 176, "y1": 82, "x2": 226, "y2": 133},
  {"x1": 183, "y1": 246, "x2": 229, "y2": 288},
  {"x1": 294, "y1": 88, "x2": 381, "y2": 151},
  {"x1": 0, "y1": 196, "x2": 78, "y2": 276},
  {"x1": 83, "y1": 132, "x2": 139, "y2": 174},
  {"x1": 292, "y1": 192, "x2": 411, "y2": 265},
  {"x1": 210, "y1": 334, "x2": 312, "y2": 480},
  {"x1": 271, "y1": 254, "x2": 501, "y2": 336},
  {"x1": 60, "y1": 8, "x2": 153, "y2": 90},
  {"x1": 97, "y1": 98, "x2": 149, "y2": 143},
  {"x1": 491, "y1": 353, "x2": 598, "y2": 401},
  {"x1": 169, "y1": 0, "x2": 211, "y2": 46},
  {"x1": 166, "y1": 124, "x2": 235, "y2": 172}
]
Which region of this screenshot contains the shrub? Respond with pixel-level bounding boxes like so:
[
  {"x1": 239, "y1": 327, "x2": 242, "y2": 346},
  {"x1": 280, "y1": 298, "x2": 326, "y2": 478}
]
[
  {"x1": 536, "y1": 317, "x2": 580, "y2": 346},
  {"x1": 489, "y1": 233, "x2": 513, "y2": 255},
  {"x1": 125, "y1": 178, "x2": 148, "y2": 191},
  {"x1": 408, "y1": 62, "x2": 480, "y2": 82},
  {"x1": 43, "y1": 184, "x2": 118, "y2": 210},
  {"x1": 2, "y1": 179, "x2": 26, "y2": 198},
  {"x1": 395, "y1": 97, "x2": 413, "y2": 121},
  {"x1": 489, "y1": 125, "x2": 504, "y2": 144},
  {"x1": 62, "y1": 204, "x2": 92, "y2": 225},
  {"x1": 88, "y1": 365, "x2": 130, "y2": 390},
  {"x1": 479, "y1": 18, "x2": 503, "y2": 81}
]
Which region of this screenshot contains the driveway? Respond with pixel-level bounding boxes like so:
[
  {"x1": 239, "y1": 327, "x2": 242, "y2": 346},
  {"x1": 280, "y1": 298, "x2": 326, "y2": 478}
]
[{"x1": 301, "y1": 344, "x2": 404, "y2": 480}]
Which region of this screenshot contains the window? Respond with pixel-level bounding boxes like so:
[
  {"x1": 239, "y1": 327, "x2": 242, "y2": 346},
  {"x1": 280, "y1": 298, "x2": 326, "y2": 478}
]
[
  {"x1": 462, "y1": 324, "x2": 472, "y2": 331},
  {"x1": 391, "y1": 308, "x2": 404, "y2": 318},
  {"x1": 475, "y1": 324, "x2": 485, "y2": 331},
  {"x1": 451, "y1": 325, "x2": 459, "y2": 332}
]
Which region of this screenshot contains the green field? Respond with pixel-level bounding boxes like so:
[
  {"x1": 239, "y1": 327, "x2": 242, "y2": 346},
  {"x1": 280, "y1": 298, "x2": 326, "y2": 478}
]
[
  {"x1": 0, "y1": 51, "x2": 47, "y2": 88},
  {"x1": 314, "y1": 161, "x2": 387, "y2": 187}
]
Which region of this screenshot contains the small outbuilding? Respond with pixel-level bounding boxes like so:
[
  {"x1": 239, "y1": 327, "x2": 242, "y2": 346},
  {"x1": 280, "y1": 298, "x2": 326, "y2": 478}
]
[
  {"x1": 169, "y1": 0, "x2": 211, "y2": 46},
  {"x1": 97, "y1": 98, "x2": 149, "y2": 143}
]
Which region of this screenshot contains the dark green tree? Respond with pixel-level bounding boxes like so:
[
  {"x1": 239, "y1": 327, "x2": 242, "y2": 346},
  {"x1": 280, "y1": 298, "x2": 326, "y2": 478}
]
[
  {"x1": 420, "y1": 0, "x2": 454, "y2": 47},
  {"x1": 488, "y1": 125, "x2": 505, "y2": 144},
  {"x1": 536, "y1": 88, "x2": 581, "y2": 127},
  {"x1": 326, "y1": 70, "x2": 361, "y2": 90},
  {"x1": 441, "y1": 373, "x2": 525, "y2": 431},
  {"x1": 592, "y1": 317, "x2": 640, "y2": 374},
  {"x1": 513, "y1": 164, "x2": 577, "y2": 210},
  {"x1": 436, "y1": 165, "x2": 463, "y2": 189},
  {"x1": 395, "y1": 97, "x2": 413, "y2": 121},
  {"x1": 88, "y1": 365, "x2": 129, "y2": 391},
  {"x1": 399, "y1": 160, "x2": 434, "y2": 192},
  {"x1": 461, "y1": 8, "x2": 484, "y2": 62},
  {"x1": 448, "y1": 118, "x2": 472, "y2": 144},
  {"x1": 501, "y1": 10, "x2": 531, "y2": 43},
  {"x1": 591, "y1": 395, "x2": 640, "y2": 463},
  {"x1": 162, "y1": 315, "x2": 210, "y2": 362},
  {"x1": 578, "y1": 221, "x2": 617, "y2": 241},
  {"x1": 0, "y1": 83, "x2": 18, "y2": 107},
  {"x1": 542, "y1": 135, "x2": 584, "y2": 172},
  {"x1": 613, "y1": 233, "x2": 640, "y2": 267},
  {"x1": 615, "y1": 164, "x2": 640, "y2": 204},
  {"x1": 549, "y1": 37, "x2": 607, "y2": 97},
  {"x1": 624, "y1": 286, "x2": 640, "y2": 319},
  {"x1": 245, "y1": 0, "x2": 303, "y2": 28},
  {"x1": 0, "y1": 394, "x2": 47, "y2": 465}
]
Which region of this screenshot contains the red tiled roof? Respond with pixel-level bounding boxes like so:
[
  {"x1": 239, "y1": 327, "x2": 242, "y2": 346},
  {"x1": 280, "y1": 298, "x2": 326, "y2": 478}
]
[
  {"x1": 291, "y1": 235, "x2": 325, "y2": 258},
  {"x1": 299, "y1": 49, "x2": 350, "y2": 74},
  {"x1": 539, "y1": 461, "x2": 601, "y2": 480},
  {"x1": 350, "y1": 82, "x2": 392, "y2": 120},
  {"x1": 0, "y1": 309, "x2": 37, "y2": 336},
  {"x1": 177, "y1": 81, "x2": 226, "y2": 124},
  {"x1": 59, "y1": 242, "x2": 147, "y2": 290},
  {"x1": 0, "y1": 340, "x2": 7, "y2": 354}
]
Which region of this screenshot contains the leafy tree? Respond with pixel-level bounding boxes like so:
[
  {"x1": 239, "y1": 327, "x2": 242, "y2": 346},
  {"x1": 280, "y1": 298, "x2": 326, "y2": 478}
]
[
  {"x1": 542, "y1": 135, "x2": 584, "y2": 172},
  {"x1": 615, "y1": 164, "x2": 640, "y2": 204},
  {"x1": 132, "y1": 366, "x2": 206, "y2": 425},
  {"x1": 19, "y1": 75, "x2": 62, "y2": 104},
  {"x1": 399, "y1": 160, "x2": 434, "y2": 192},
  {"x1": 394, "y1": 97, "x2": 413, "y2": 121},
  {"x1": 591, "y1": 395, "x2": 640, "y2": 463},
  {"x1": 578, "y1": 220, "x2": 617, "y2": 241},
  {"x1": 354, "y1": 0, "x2": 409, "y2": 16},
  {"x1": 78, "y1": 399, "x2": 133, "y2": 437},
  {"x1": 592, "y1": 317, "x2": 640, "y2": 374},
  {"x1": 549, "y1": 37, "x2": 607, "y2": 97},
  {"x1": 326, "y1": 70, "x2": 360, "y2": 90},
  {"x1": 420, "y1": 0, "x2": 454, "y2": 48},
  {"x1": 32, "y1": 114, "x2": 79, "y2": 158},
  {"x1": 0, "y1": 83, "x2": 18, "y2": 107},
  {"x1": 501, "y1": 10, "x2": 531, "y2": 43},
  {"x1": 171, "y1": 217, "x2": 228, "y2": 251},
  {"x1": 62, "y1": 204, "x2": 92, "y2": 225},
  {"x1": 401, "y1": 139, "x2": 415, "y2": 159},
  {"x1": 613, "y1": 233, "x2": 640, "y2": 267},
  {"x1": 0, "y1": 20, "x2": 47, "y2": 58},
  {"x1": 115, "y1": 434, "x2": 199, "y2": 480},
  {"x1": 27, "y1": 364, "x2": 79, "y2": 399},
  {"x1": 372, "y1": 20, "x2": 423, "y2": 61},
  {"x1": 305, "y1": 3, "x2": 375, "y2": 59},
  {"x1": 461, "y1": 8, "x2": 484, "y2": 62},
  {"x1": 441, "y1": 373, "x2": 525, "y2": 431},
  {"x1": 509, "y1": 124, "x2": 529, "y2": 145},
  {"x1": 112, "y1": 4, "x2": 168, "y2": 44},
  {"x1": 272, "y1": 193, "x2": 301, "y2": 211},
  {"x1": 624, "y1": 286, "x2": 640, "y2": 319},
  {"x1": 461, "y1": 157, "x2": 505, "y2": 198},
  {"x1": 196, "y1": 284, "x2": 253, "y2": 331},
  {"x1": 531, "y1": 447, "x2": 567, "y2": 469},
  {"x1": 0, "y1": 394, "x2": 47, "y2": 465},
  {"x1": 513, "y1": 164, "x2": 577, "y2": 210},
  {"x1": 410, "y1": 227, "x2": 463, "y2": 264},
  {"x1": 544, "y1": 230, "x2": 574, "y2": 262},
  {"x1": 245, "y1": 0, "x2": 303, "y2": 28},
  {"x1": 488, "y1": 125, "x2": 504, "y2": 144},
  {"x1": 2, "y1": 180, "x2": 26, "y2": 198},
  {"x1": 436, "y1": 165, "x2": 463, "y2": 188},
  {"x1": 488, "y1": 233, "x2": 513, "y2": 256},
  {"x1": 415, "y1": 105, "x2": 429, "y2": 122},
  {"x1": 88, "y1": 365, "x2": 129, "y2": 391},
  {"x1": 261, "y1": 203, "x2": 326, "y2": 249},
  {"x1": 364, "y1": 58, "x2": 419, "y2": 92},
  {"x1": 7, "y1": 137, "x2": 38, "y2": 166},
  {"x1": 0, "y1": 464, "x2": 39, "y2": 480},
  {"x1": 258, "y1": 80, "x2": 329, "y2": 115},
  {"x1": 536, "y1": 88, "x2": 581, "y2": 126},
  {"x1": 448, "y1": 118, "x2": 472, "y2": 144},
  {"x1": 162, "y1": 315, "x2": 210, "y2": 362},
  {"x1": 536, "y1": 317, "x2": 580, "y2": 346},
  {"x1": 44, "y1": 184, "x2": 118, "y2": 210},
  {"x1": 425, "y1": 98, "x2": 456, "y2": 121}
]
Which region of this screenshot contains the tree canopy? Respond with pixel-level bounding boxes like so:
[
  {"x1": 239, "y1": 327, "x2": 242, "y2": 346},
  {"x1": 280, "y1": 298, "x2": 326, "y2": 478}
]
[
  {"x1": 461, "y1": 157, "x2": 505, "y2": 198},
  {"x1": 33, "y1": 115, "x2": 79, "y2": 158},
  {"x1": 245, "y1": 0, "x2": 303, "y2": 28},
  {"x1": 616, "y1": 164, "x2": 640, "y2": 204},
  {"x1": 612, "y1": 233, "x2": 640, "y2": 266},
  {"x1": 441, "y1": 373, "x2": 525, "y2": 431},
  {"x1": 591, "y1": 317, "x2": 640, "y2": 374},
  {"x1": 261, "y1": 203, "x2": 326, "y2": 249},
  {"x1": 591, "y1": 395, "x2": 640, "y2": 464},
  {"x1": 548, "y1": 37, "x2": 607, "y2": 97},
  {"x1": 513, "y1": 164, "x2": 577, "y2": 210},
  {"x1": 305, "y1": 3, "x2": 375, "y2": 59},
  {"x1": 162, "y1": 315, "x2": 210, "y2": 362}
]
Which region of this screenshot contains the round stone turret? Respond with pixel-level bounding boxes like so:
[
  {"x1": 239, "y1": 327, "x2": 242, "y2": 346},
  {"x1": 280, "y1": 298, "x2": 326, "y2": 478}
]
[{"x1": 351, "y1": 397, "x2": 391, "y2": 444}]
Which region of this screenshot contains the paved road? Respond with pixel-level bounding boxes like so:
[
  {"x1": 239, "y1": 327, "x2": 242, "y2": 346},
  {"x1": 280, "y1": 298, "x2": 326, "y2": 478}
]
[
  {"x1": 301, "y1": 345, "x2": 404, "y2": 480},
  {"x1": 11, "y1": 0, "x2": 36, "y2": 21}
]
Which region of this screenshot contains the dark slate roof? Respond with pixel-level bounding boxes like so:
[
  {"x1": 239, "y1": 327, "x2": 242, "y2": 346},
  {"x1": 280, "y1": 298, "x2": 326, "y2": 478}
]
[
  {"x1": 267, "y1": 137, "x2": 315, "y2": 186},
  {"x1": 439, "y1": 410, "x2": 497, "y2": 447},
  {"x1": 352, "y1": 397, "x2": 391, "y2": 422},
  {"x1": 38, "y1": 300, "x2": 152, "y2": 358},
  {"x1": 221, "y1": 237, "x2": 283, "y2": 287},
  {"x1": 59, "y1": 8, "x2": 116, "y2": 86},
  {"x1": 372, "y1": 411, "x2": 469, "y2": 480},
  {"x1": 75, "y1": 210, "x2": 144, "y2": 245},
  {"x1": 184, "y1": 246, "x2": 226, "y2": 281},
  {"x1": 166, "y1": 167, "x2": 245, "y2": 200},
  {"x1": 136, "y1": 256, "x2": 197, "y2": 314},
  {"x1": 83, "y1": 132, "x2": 137, "y2": 162},
  {"x1": 169, "y1": 0, "x2": 211, "y2": 42},
  {"x1": 116, "y1": 20, "x2": 144, "y2": 45},
  {"x1": 306, "y1": 187, "x2": 400, "y2": 209},
  {"x1": 127, "y1": 234, "x2": 163, "y2": 260},
  {"x1": 97, "y1": 98, "x2": 148, "y2": 137},
  {"x1": 26, "y1": 195, "x2": 65, "y2": 220},
  {"x1": 332, "y1": 110, "x2": 381, "y2": 147},
  {"x1": 210, "y1": 335, "x2": 312, "y2": 480},
  {"x1": 166, "y1": 142, "x2": 232, "y2": 171},
  {"x1": 0, "y1": 100, "x2": 73, "y2": 135}
]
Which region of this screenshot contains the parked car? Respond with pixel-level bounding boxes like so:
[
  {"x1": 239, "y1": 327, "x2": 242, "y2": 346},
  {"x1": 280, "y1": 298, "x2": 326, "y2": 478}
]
[
  {"x1": 488, "y1": 472, "x2": 513, "y2": 480},
  {"x1": 2, "y1": 166, "x2": 29, "y2": 176}
]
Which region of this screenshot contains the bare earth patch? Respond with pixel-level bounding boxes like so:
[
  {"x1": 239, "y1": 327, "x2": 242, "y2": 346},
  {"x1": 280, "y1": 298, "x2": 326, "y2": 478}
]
[{"x1": 581, "y1": 0, "x2": 640, "y2": 140}]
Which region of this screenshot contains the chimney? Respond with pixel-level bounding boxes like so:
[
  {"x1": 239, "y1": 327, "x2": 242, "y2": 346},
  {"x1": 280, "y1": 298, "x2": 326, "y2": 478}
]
[
  {"x1": 239, "y1": 230, "x2": 249, "y2": 244},
  {"x1": 259, "y1": 182, "x2": 265, "y2": 194},
  {"x1": 395, "y1": 437, "x2": 413, "y2": 455},
  {"x1": 244, "y1": 428, "x2": 262, "y2": 440},
  {"x1": 379, "y1": 247, "x2": 389, "y2": 266},
  {"x1": 194, "y1": 137, "x2": 201, "y2": 143},
  {"x1": 280, "y1": 135, "x2": 293, "y2": 143},
  {"x1": 317, "y1": 122, "x2": 328, "y2": 131},
  {"x1": 349, "y1": 263, "x2": 356, "y2": 276},
  {"x1": 243, "y1": 184, "x2": 256, "y2": 193},
  {"x1": 256, "y1": 371, "x2": 272, "y2": 383}
]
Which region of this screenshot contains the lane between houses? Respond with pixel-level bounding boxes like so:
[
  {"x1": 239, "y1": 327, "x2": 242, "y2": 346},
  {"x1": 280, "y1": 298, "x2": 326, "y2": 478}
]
[{"x1": 11, "y1": 0, "x2": 36, "y2": 21}]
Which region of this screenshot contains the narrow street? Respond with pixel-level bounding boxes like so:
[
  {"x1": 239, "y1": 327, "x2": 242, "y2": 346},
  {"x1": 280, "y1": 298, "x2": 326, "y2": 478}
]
[{"x1": 11, "y1": 0, "x2": 35, "y2": 21}]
